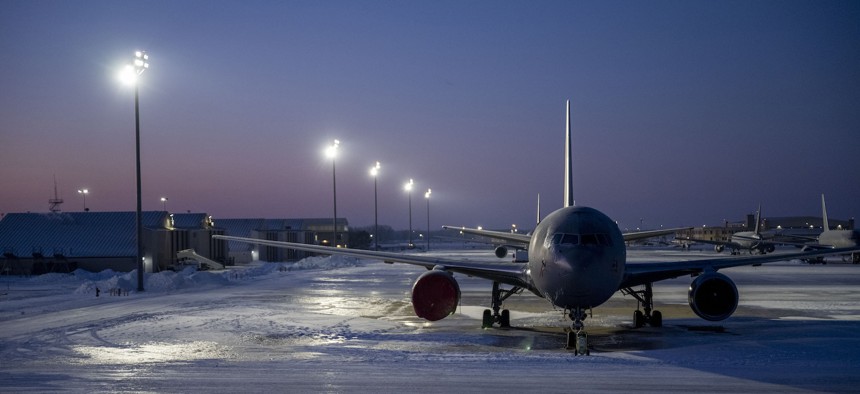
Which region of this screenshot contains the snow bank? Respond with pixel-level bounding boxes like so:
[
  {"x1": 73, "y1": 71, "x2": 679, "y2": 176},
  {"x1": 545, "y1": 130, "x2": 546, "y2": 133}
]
[{"x1": 45, "y1": 255, "x2": 361, "y2": 295}]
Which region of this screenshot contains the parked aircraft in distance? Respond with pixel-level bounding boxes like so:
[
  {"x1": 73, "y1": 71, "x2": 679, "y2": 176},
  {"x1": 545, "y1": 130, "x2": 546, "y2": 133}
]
[
  {"x1": 794, "y1": 194, "x2": 860, "y2": 264},
  {"x1": 681, "y1": 205, "x2": 784, "y2": 255},
  {"x1": 214, "y1": 100, "x2": 860, "y2": 354}
]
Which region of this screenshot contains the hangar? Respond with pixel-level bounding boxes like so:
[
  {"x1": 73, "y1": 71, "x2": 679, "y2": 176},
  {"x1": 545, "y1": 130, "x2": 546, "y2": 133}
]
[
  {"x1": 0, "y1": 212, "x2": 350, "y2": 275},
  {"x1": 676, "y1": 213, "x2": 854, "y2": 242}
]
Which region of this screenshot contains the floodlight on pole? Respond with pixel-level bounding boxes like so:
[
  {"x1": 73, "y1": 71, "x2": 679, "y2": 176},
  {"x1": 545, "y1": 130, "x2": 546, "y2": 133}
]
[
  {"x1": 160, "y1": 197, "x2": 168, "y2": 211},
  {"x1": 122, "y1": 49, "x2": 150, "y2": 292},
  {"x1": 404, "y1": 179, "x2": 414, "y2": 248},
  {"x1": 119, "y1": 51, "x2": 149, "y2": 86},
  {"x1": 424, "y1": 188, "x2": 431, "y2": 251},
  {"x1": 77, "y1": 189, "x2": 89, "y2": 211},
  {"x1": 326, "y1": 139, "x2": 340, "y2": 247},
  {"x1": 370, "y1": 162, "x2": 381, "y2": 250}
]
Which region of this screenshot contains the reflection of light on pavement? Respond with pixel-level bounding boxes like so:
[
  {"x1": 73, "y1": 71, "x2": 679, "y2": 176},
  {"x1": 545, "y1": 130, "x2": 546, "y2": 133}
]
[
  {"x1": 72, "y1": 341, "x2": 229, "y2": 364},
  {"x1": 401, "y1": 321, "x2": 433, "y2": 328}
]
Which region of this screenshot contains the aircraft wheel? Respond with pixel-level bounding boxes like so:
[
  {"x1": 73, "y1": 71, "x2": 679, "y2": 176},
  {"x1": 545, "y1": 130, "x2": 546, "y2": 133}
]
[
  {"x1": 633, "y1": 310, "x2": 645, "y2": 328},
  {"x1": 651, "y1": 310, "x2": 663, "y2": 327},
  {"x1": 500, "y1": 309, "x2": 511, "y2": 328},
  {"x1": 566, "y1": 331, "x2": 576, "y2": 350},
  {"x1": 481, "y1": 309, "x2": 494, "y2": 328}
]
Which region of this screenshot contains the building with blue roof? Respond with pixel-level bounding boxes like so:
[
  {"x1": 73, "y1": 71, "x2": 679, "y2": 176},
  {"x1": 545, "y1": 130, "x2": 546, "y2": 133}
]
[
  {"x1": 0, "y1": 212, "x2": 350, "y2": 274},
  {"x1": 0, "y1": 211, "x2": 225, "y2": 274}
]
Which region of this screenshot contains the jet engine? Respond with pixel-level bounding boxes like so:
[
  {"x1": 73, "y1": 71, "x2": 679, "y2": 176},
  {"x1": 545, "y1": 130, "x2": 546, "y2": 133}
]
[
  {"x1": 714, "y1": 245, "x2": 724, "y2": 253},
  {"x1": 495, "y1": 246, "x2": 508, "y2": 259},
  {"x1": 411, "y1": 270, "x2": 461, "y2": 321},
  {"x1": 687, "y1": 272, "x2": 738, "y2": 321}
]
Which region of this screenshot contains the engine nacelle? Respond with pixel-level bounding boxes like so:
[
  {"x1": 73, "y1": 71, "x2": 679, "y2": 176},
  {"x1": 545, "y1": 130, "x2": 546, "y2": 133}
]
[
  {"x1": 714, "y1": 244, "x2": 724, "y2": 253},
  {"x1": 411, "y1": 270, "x2": 461, "y2": 321},
  {"x1": 494, "y1": 246, "x2": 508, "y2": 259},
  {"x1": 688, "y1": 272, "x2": 738, "y2": 321}
]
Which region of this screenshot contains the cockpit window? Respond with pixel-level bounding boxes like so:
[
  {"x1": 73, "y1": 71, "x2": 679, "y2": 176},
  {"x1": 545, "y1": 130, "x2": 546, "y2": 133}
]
[
  {"x1": 560, "y1": 234, "x2": 579, "y2": 245},
  {"x1": 548, "y1": 232, "x2": 612, "y2": 247}
]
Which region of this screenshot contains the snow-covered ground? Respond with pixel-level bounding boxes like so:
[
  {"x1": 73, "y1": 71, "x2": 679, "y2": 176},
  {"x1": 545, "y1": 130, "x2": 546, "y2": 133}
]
[{"x1": 2, "y1": 247, "x2": 859, "y2": 393}]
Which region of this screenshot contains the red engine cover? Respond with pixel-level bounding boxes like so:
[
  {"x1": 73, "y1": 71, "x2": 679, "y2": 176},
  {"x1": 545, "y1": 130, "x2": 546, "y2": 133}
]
[{"x1": 411, "y1": 270, "x2": 461, "y2": 321}]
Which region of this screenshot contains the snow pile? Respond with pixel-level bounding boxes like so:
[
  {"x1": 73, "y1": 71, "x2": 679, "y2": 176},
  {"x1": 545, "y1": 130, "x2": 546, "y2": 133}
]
[
  {"x1": 286, "y1": 254, "x2": 362, "y2": 271},
  {"x1": 62, "y1": 255, "x2": 361, "y2": 295}
]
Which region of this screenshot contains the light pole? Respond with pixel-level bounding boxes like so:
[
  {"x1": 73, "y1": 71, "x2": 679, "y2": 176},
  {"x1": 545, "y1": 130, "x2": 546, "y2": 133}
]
[
  {"x1": 77, "y1": 189, "x2": 89, "y2": 211},
  {"x1": 370, "y1": 162, "x2": 380, "y2": 250},
  {"x1": 404, "y1": 179, "x2": 414, "y2": 248},
  {"x1": 121, "y1": 50, "x2": 149, "y2": 292},
  {"x1": 325, "y1": 140, "x2": 340, "y2": 247},
  {"x1": 424, "y1": 188, "x2": 431, "y2": 251},
  {"x1": 160, "y1": 197, "x2": 168, "y2": 211}
]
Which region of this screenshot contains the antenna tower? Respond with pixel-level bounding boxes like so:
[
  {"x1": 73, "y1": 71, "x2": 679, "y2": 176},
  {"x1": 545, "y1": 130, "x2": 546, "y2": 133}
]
[{"x1": 48, "y1": 175, "x2": 63, "y2": 213}]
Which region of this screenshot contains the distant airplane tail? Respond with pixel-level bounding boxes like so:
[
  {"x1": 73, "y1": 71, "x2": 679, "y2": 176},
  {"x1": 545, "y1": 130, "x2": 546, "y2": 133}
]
[
  {"x1": 821, "y1": 194, "x2": 830, "y2": 231},
  {"x1": 753, "y1": 204, "x2": 762, "y2": 234}
]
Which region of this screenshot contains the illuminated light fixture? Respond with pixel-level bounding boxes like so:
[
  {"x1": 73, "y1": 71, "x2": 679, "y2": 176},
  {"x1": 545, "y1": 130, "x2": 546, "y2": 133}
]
[
  {"x1": 77, "y1": 188, "x2": 89, "y2": 211},
  {"x1": 325, "y1": 139, "x2": 340, "y2": 159},
  {"x1": 120, "y1": 50, "x2": 150, "y2": 86},
  {"x1": 370, "y1": 161, "x2": 381, "y2": 250},
  {"x1": 119, "y1": 49, "x2": 151, "y2": 291},
  {"x1": 405, "y1": 179, "x2": 414, "y2": 248},
  {"x1": 325, "y1": 139, "x2": 340, "y2": 247},
  {"x1": 424, "y1": 188, "x2": 431, "y2": 251}
]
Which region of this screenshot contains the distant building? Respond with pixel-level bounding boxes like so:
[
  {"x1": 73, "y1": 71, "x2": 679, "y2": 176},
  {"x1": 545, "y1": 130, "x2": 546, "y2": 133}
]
[
  {"x1": 0, "y1": 211, "x2": 225, "y2": 274},
  {"x1": 218, "y1": 218, "x2": 348, "y2": 264},
  {"x1": 676, "y1": 213, "x2": 854, "y2": 242},
  {"x1": 0, "y1": 212, "x2": 351, "y2": 275}
]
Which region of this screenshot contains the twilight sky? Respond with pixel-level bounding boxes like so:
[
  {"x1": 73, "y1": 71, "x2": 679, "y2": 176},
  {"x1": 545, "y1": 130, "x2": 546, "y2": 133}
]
[{"x1": 1, "y1": 0, "x2": 858, "y2": 231}]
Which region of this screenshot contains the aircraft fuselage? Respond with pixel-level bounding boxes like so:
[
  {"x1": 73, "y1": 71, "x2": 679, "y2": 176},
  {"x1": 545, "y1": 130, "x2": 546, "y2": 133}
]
[
  {"x1": 527, "y1": 206, "x2": 626, "y2": 310},
  {"x1": 819, "y1": 230, "x2": 860, "y2": 249}
]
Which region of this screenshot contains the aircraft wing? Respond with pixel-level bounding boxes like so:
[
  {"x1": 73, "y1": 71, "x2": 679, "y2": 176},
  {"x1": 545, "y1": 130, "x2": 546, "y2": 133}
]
[
  {"x1": 213, "y1": 235, "x2": 534, "y2": 291},
  {"x1": 441, "y1": 225, "x2": 690, "y2": 247},
  {"x1": 679, "y1": 237, "x2": 740, "y2": 249},
  {"x1": 623, "y1": 227, "x2": 691, "y2": 242},
  {"x1": 620, "y1": 246, "x2": 860, "y2": 288},
  {"x1": 684, "y1": 235, "x2": 815, "y2": 250},
  {"x1": 441, "y1": 226, "x2": 531, "y2": 247}
]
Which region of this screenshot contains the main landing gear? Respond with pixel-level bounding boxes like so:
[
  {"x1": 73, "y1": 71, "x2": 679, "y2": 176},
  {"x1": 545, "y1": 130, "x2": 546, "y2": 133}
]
[
  {"x1": 481, "y1": 282, "x2": 521, "y2": 329},
  {"x1": 622, "y1": 283, "x2": 663, "y2": 328},
  {"x1": 566, "y1": 307, "x2": 590, "y2": 355}
]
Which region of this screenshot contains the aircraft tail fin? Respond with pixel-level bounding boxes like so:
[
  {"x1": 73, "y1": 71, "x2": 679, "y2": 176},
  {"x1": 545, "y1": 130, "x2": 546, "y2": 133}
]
[
  {"x1": 536, "y1": 193, "x2": 542, "y2": 225},
  {"x1": 753, "y1": 204, "x2": 762, "y2": 234},
  {"x1": 564, "y1": 99, "x2": 574, "y2": 208},
  {"x1": 821, "y1": 194, "x2": 830, "y2": 231}
]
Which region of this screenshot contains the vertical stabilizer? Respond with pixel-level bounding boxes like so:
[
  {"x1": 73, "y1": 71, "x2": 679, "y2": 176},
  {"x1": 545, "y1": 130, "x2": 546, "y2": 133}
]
[
  {"x1": 536, "y1": 193, "x2": 542, "y2": 225},
  {"x1": 564, "y1": 100, "x2": 574, "y2": 208},
  {"x1": 821, "y1": 194, "x2": 830, "y2": 231},
  {"x1": 753, "y1": 204, "x2": 762, "y2": 234}
]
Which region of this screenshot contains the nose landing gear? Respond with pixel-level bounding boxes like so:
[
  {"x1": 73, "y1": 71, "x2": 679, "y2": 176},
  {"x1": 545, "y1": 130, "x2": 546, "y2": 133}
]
[{"x1": 566, "y1": 306, "x2": 590, "y2": 355}]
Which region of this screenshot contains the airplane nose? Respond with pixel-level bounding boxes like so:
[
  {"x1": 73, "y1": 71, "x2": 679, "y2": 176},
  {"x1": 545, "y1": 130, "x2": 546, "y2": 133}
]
[{"x1": 552, "y1": 255, "x2": 575, "y2": 272}]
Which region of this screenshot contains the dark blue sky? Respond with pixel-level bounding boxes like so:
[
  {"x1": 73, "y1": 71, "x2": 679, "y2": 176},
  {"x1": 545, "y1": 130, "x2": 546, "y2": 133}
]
[{"x1": 2, "y1": 0, "x2": 858, "y2": 231}]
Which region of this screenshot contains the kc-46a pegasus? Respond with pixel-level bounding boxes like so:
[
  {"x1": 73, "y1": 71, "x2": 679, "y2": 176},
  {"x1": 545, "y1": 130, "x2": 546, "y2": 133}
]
[{"x1": 214, "y1": 100, "x2": 860, "y2": 355}]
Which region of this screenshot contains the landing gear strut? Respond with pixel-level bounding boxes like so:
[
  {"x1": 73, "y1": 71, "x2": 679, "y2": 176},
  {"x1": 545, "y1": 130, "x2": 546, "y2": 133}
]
[
  {"x1": 566, "y1": 307, "x2": 590, "y2": 355},
  {"x1": 481, "y1": 281, "x2": 521, "y2": 328},
  {"x1": 622, "y1": 283, "x2": 663, "y2": 328}
]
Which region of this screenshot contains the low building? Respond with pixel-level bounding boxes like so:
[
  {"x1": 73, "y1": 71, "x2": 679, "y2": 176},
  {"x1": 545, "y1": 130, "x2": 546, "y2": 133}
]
[
  {"x1": 0, "y1": 211, "x2": 225, "y2": 274},
  {"x1": 675, "y1": 214, "x2": 855, "y2": 242},
  {"x1": 217, "y1": 218, "x2": 348, "y2": 264}
]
